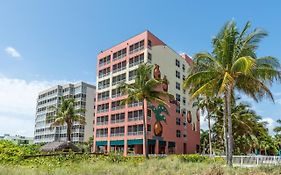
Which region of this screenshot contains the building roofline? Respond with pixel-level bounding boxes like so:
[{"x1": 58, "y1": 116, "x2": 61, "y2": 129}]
[
  {"x1": 38, "y1": 82, "x2": 96, "y2": 95},
  {"x1": 99, "y1": 30, "x2": 167, "y2": 55}
]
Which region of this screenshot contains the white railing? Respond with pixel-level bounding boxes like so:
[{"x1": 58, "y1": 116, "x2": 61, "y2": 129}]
[{"x1": 213, "y1": 155, "x2": 281, "y2": 166}]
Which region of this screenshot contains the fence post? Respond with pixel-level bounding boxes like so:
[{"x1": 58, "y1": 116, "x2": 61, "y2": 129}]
[
  {"x1": 240, "y1": 156, "x2": 243, "y2": 166},
  {"x1": 256, "y1": 156, "x2": 259, "y2": 166}
]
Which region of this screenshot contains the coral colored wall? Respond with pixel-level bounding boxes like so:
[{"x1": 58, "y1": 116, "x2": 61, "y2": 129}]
[{"x1": 94, "y1": 31, "x2": 200, "y2": 154}]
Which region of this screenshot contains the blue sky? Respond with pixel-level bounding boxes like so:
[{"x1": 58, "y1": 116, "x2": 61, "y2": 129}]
[{"x1": 0, "y1": 0, "x2": 281, "y2": 136}]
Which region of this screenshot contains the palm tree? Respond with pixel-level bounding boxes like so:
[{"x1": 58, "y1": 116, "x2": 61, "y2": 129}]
[
  {"x1": 184, "y1": 21, "x2": 281, "y2": 166},
  {"x1": 200, "y1": 129, "x2": 209, "y2": 154},
  {"x1": 274, "y1": 119, "x2": 281, "y2": 154},
  {"x1": 119, "y1": 64, "x2": 172, "y2": 158},
  {"x1": 193, "y1": 96, "x2": 223, "y2": 156},
  {"x1": 48, "y1": 98, "x2": 86, "y2": 143},
  {"x1": 274, "y1": 119, "x2": 281, "y2": 134}
]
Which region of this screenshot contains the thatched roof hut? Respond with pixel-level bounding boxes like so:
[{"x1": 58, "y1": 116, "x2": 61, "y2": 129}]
[{"x1": 40, "y1": 141, "x2": 80, "y2": 152}]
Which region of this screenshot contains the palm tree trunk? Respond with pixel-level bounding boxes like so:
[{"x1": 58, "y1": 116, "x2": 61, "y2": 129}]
[
  {"x1": 223, "y1": 93, "x2": 228, "y2": 162},
  {"x1": 226, "y1": 86, "x2": 233, "y2": 167},
  {"x1": 67, "y1": 121, "x2": 71, "y2": 142},
  {"x1": 207, "y1": 109, "x2": 212, "y2": 156},
  {"x1": 142, "y1": 99, "x2": 149, "y2": 159}
]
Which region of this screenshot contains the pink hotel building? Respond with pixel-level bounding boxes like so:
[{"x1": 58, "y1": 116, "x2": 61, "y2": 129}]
[{"x1": 93, "y1": 31, "x2": 200, "y2": 155}]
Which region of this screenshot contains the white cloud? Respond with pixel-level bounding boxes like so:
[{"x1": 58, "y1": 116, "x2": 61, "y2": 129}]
[
  {"x1": 0, "y1": 75, "x2": 67, "y2": 137},
  {"x1": 262, "y1": 117, "x2": 277, "y2": 135},
  {"x1": 276, "y1": 99, "x2": 281, "y2": 105},
  {"x1": 273, "y1": 92, "x2": 281, "y2": 97},
  {"x1": 199, "y1": 110, "x2": 215, "y2": 131},
  {"x1": 5, "y1": 47, "x2": 21, "y2": 59}
]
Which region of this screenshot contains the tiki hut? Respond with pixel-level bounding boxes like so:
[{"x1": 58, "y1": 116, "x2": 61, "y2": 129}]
[{"x1": 40, "y1": 141, "x2": 80, "y2": 152}]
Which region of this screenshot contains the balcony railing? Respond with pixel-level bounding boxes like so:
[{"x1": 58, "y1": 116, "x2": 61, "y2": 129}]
[
  {"x1": 110, "y1": 133, "x2": 124, "y2": 137},
  {"x1": 113, "y1": 54, "x2": 126, "y2": 61},
  {"x1": 98, "y1": 96, "x2": 110, "y2": 101},
  {"x1": 129, "y1": 60, "x2": 144, "y2": 68},
  {"x1": 111, "y1": 119, "x2": 125, "y2": 124},
  {"x1": 127, "y1": 131, "x2": 143, "y2": 136},
  {"x1": 98, "y1": 72, "x2": 110, "y2": 78},
  {"x1": 112, "y1": 93, "x2": 122, "y2": 98},
  {"x1": 112, "y1": 80, "x2": 126, "y2": 86},
  {"x1": 97, "y1": 108, "x2": 109, "y2": 113},
  {"x1": 98, "y1": 84, "x2": 110, "y2": 90},
  {"x1": 128, "y1": 116, "x2": 143, "y2": 121},
  {"x1": 111, "y1": 105, "x2": 125, "y2": 111},
  {"x1": 128, "y1": 101, "x2": 143, "y2": 107},
  {"x1": 96, "y1": 121, "x2": 108, "y2": 126},
  {"x1": 99, "y1": 61, "x2": 110, "y2": 67},
  {"x1": 112, "y1": 66, "x2": 126, "y2": 74},
  {"x1": 129, "y1": 46, "x2": 144, "y2": 54},
  {"x1": 96, "y1": 134, "x2": 108, "y2": 138}
]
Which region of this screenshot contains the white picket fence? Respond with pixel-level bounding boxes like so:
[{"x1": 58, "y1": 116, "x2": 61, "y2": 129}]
[{"x1": 214, "y1": 155, "x2": 281, "y2": 166}]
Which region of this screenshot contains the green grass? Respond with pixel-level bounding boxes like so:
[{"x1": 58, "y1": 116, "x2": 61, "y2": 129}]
[{"x1": 0, "y1": 155, "x2": 280, "y2": 175}]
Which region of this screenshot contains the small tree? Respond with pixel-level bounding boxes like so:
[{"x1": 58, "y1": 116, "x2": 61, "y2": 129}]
[
  {"x1": 48, "y1": 98, "x2": 86, "y2": 143},
  {"x1": 119, "y1": 64, "x2": 172, "y2": 158}
]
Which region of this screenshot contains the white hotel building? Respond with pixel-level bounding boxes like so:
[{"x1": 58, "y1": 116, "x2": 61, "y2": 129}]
[{"x1": 34, "y1": 82, "x2": 96, "y2": 144}]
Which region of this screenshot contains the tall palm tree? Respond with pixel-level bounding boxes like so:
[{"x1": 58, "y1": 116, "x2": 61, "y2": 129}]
[
  {"x1": 184, "y1": 21, "x2": 281, "y2": 166},
  {"x1": 48, "y1": 98, "x2": 86, "y2": 142},
  {"x1": 119, "y1": 64, "x2": 172, "y2": 158}
]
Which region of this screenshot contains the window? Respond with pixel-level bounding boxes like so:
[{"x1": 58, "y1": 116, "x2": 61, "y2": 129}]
[
  {"x1": 182, "y1": 64, "x2": 185, "y2": 72},
  {"x1": 147, "y1": 124, "x2": 151, "y2": 132},
  {"x1": 176, "y1": 82, "x2": 180, "y2": 90},
  {"x1": 111, "y1": 127, "x2": 124, "y2": 136},
  {"x1": 147, "y1": 109, "x2": 152, "y2": 118},
  {"x1": 96, "y1": 128, "x2": 108, "y2": 137},
  {"x1": 113, "y1": 48, "x2": 127, "y2": 61},
  {"x1": 128, "y1": 110, "x2": 143, "y2": 121},
  {"x1": 176, "y1": 71, "x2": 180, "y2": 79},
  {"x1": 99, "y1": 55, "x2": 111, "y2": 66},
  {"x1": 182, "y1": 109, "x2": 187, "y2": 115},
  {"x1": 111, "y1": 100, "x2": 125, "y2": 111},
  {"x1": 98, "y1": 79, "x2": 110, "y2": 90},
  {"x1": 129, "y1": 40, "x2": 144, "y2": 54},
  {"x1": 176, "y1": 130, "x2": 181, "y2": 138},
  {"x1": 128, "y1": 125, "x2": 143, "y2": 135},
  {"x1": 97, "y1": 91, "x2": 110, "y2": 101},
  {"x1": 176, "y1": 59, "x2": 180, "y2": 67},
  {"x1": 111, "y1": 113, "x2": 125, "y2": 123},
  {"x1": 176, "y1": 105, "x2": 180, "y2": 113},
  {"x1": 182, "y1": 75, "x2": 185, "y2": 81},
  {"x1": 183, "y1": 134, "x2": 187, "y2": 138},
  {"x1": 96, "y1": 115, "x2": 108, "y2": 125},
  {"x1": 176, "y1": 118, "x2": 181, "y2": 125},
  {"x1": 148, "y1": 53, "x2": 152, "y2": 63},
  {"x1": 112, "y1": 73, "x2": 126, "y2": 86},
  {"x1": 183, "y1": 89, "x2": 186, "y2": 94},
  {"x1": 97, "y1": 103, "x2": 109, "y2": 113},
  {"x1": 129, "y1": 53, "x2": 144, "y2": 67},
  {"x1": 128, "y1": 100, "x2": 143, "y2": 107},
  {"x1": 129, "y1": 70, "x2": 137, "y2": 81},
  {"x1": 98, "y1": 67, "x2": 110, "y2": 78},
  {"x1": 111, "y1": 88, "x2": 122, "y2": 98},
  {"x1": 112, "y1": 60, "x2": 126, "y2": 73},
  {"x1": 183, "y1": 97, "x2": 186, "y2": 105},
  {"x1": 176, "y1": 94, "x2": 181, "y2": 102},
  {"x1": 148, "y1": 40, "x2": 152, "y2": 48}
]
